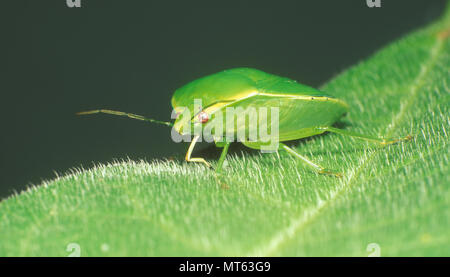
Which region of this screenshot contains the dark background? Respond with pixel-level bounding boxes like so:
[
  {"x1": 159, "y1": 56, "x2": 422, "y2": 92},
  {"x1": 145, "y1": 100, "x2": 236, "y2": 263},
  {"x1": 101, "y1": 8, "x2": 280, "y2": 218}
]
[{"x1": 0, "y1": 0, "x2": 446, "y2": 199}]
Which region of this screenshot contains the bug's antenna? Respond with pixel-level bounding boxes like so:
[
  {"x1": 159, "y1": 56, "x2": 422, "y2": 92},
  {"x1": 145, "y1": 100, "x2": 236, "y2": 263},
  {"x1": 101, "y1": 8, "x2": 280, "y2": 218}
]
[{"x1": 76, "y1": 109, "x2": 174, "y2": 127}]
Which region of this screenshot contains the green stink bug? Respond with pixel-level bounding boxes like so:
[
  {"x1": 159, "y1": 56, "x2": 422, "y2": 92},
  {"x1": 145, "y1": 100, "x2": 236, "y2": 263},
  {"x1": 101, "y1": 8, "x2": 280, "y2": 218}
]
[{"x1": 78, "y1": 67, "x2": 411, "y2": 176}]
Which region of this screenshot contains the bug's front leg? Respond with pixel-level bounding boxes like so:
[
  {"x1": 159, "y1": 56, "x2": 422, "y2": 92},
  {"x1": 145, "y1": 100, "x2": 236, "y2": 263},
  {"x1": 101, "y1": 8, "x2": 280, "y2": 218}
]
[
  {"x1": 279, "y1": 143, "x2": 342, "y2": 177},
  {"x1": 185, "y1": 135, "x2": 212, "y2": 169}
]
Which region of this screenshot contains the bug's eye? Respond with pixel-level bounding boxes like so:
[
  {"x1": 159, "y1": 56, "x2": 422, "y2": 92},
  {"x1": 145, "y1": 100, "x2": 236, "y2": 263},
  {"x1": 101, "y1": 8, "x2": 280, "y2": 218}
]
[
  {"x1": 175, "y1": 112, "x2": 181, "y2": 119},
  {"x1": 197, "y1": 111, "x2": 209, "y2": 123}
]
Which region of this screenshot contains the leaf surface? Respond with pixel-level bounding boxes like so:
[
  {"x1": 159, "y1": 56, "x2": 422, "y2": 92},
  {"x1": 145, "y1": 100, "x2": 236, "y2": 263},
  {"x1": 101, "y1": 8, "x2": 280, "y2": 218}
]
[{"x1": 1, "y1": 5, "x2": 449, "y2": 257}]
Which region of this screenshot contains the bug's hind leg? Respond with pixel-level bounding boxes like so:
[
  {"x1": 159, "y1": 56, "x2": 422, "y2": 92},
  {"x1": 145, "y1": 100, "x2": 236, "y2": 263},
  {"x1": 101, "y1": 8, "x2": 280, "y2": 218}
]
[
  {"x1": 185, "y1": 135, "x2": 212, "y2": 169},
  {"x1": 316, "y1": 126, "x2": 412, "y2": 145},
  {"x1": 279, "y1": 143, "x2": 342, "y2": 177}
]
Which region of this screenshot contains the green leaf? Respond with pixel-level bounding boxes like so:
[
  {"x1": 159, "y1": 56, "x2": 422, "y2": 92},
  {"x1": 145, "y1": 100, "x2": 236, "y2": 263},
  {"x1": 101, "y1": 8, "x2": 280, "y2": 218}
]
[{"x1": 1, "y1": 5, "x2": 449, "y2": 257}]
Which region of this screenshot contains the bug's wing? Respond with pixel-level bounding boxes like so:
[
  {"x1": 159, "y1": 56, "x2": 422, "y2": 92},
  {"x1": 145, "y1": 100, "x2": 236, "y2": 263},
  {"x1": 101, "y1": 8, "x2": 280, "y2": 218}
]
[
  {"x1": 224, "y1": 67, "x2": 332, "y2": 97},
  {"x1": 211, "y1": 93, "x2": 348, "y2": 143},
  {"x1": 172, "y1": 67, "x2": 348, "y2": 142}
]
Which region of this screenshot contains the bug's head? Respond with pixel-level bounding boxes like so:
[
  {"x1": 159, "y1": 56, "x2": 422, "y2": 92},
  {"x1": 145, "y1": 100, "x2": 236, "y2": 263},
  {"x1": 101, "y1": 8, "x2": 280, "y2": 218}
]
[
  {"x1": 171, "y1": 68, "x2": 261, "y2": 136},
  {"x1": 172, "y1": 104, "x2": 215, "y2": 136}
]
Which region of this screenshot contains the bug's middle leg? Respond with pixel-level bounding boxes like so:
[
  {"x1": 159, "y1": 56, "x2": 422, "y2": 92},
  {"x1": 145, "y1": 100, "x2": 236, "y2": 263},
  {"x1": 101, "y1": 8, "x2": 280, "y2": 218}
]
[
  {"x1": 279, "y1": 143, "x2": 342, "y2": 177},
  {"x1": 215, "y1": 142, "x2": 231, "y2": 173},
  {"x1": 185, "y1": 135, "x2": 212, "y2": 168}
]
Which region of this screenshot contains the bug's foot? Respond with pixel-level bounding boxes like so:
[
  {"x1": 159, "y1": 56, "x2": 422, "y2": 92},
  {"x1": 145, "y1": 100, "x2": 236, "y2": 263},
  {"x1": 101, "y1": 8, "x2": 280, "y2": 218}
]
[
  {"x1": 200, "y1": 160, "x2": 213, "y2": 170},
  {"x1": 318, "y1": 169, "x2": 343, "y2": 178},
  {"x1": 220, "y1": 182, "x2": 230, "y2": 190},
  {"x1": 403, "y1": 134, "x2": 413, "y2": 142},
  {"x1": 381, "y1": 134, "x2": 413, "y2": 145},
  {"x1": 213, "y1": 171, "x2": 230, "y2": 190}
]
